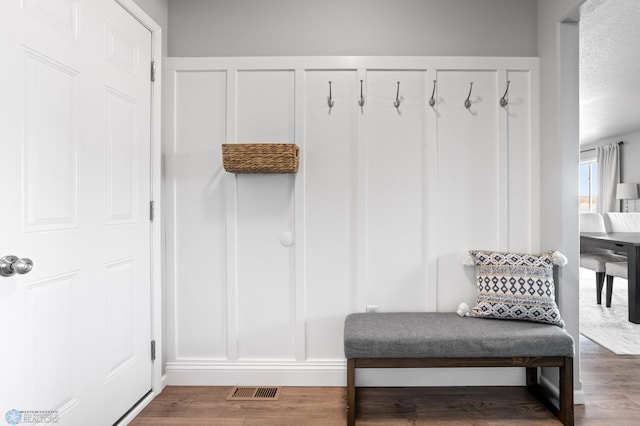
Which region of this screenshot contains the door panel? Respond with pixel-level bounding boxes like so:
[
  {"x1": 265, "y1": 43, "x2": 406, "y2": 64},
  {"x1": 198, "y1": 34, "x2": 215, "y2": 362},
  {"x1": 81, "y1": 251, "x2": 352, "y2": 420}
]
[
  {"x1": 23, "y1": 50, "x2": 79, "y2": 231},
  {"x1": 25, "y1": 274, "x2": 77, "y2": 413},
  {"x1": 22, "y1": 0, "x2": 80, "y2": 39},
  {"x1": 105, "y1": 88, "x2": 138, "y2": 224},
  {"x1": 0, "y1": 0, "x2": 152, "y2": 424},
  {"x1": 105, "y1": 258, "x2": 137, "y2": 378}
]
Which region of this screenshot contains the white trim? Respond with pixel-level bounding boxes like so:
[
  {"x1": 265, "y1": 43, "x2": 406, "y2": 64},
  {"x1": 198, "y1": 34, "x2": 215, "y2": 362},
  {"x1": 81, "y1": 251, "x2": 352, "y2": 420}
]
[
  {"x1": 165, "y1": 361, "x2": 532, "y2": 388},
  {"x1": 114, "y1": 0, "x2": 164, "y2": 404},
  {"x1": 497, "y1": 69, "x2": 510, "y2": 249},
  {"x1": 530, "y1": 65, "x2": 541, "y2": 251},
  {"x1": 557, "y1": 18, "x2": 584, "y2": 399},
  {"x1": 224, "y1": 69, "x2": 239, "y2": 361},
  {"x1": 166, "y1": 56, "x2": 539, "y2": 72},
  {"x1": 166, "y1": 362, "x2": 582, "y2": 401},
  {"x1": 164, "y1": 51, "x2": 178, "y2": 370},
  {"x1": 293, "y1": 68, "x2": 307, "y2": 362},
  {"x1": 424, "y1": 68, "x2": 439, "y2": 311},
  {"x1": 355, "y1": 67, "x2": 367, "y2": 313},
  {"x1": 166, "y1": 361, "x2": 347, "y2": 386}
]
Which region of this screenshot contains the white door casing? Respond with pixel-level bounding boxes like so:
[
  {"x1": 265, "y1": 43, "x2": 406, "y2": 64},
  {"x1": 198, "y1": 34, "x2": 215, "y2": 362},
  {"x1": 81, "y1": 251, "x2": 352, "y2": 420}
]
[{"x1": 0, "y1": 0, "x2": 161, "y2": 424}]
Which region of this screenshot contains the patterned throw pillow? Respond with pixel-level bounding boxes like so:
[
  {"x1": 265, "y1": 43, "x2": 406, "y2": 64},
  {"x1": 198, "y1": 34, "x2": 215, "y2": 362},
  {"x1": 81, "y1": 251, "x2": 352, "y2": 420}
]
[{"x1": 466, "y1": 250, "x2": 565, "y2": 327}]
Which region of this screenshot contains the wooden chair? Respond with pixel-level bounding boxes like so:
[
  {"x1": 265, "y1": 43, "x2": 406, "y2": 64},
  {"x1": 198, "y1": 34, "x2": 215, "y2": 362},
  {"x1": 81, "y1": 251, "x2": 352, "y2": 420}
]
[{"x1": 580, "y1": 213, "x2": 626, "y2": 304}]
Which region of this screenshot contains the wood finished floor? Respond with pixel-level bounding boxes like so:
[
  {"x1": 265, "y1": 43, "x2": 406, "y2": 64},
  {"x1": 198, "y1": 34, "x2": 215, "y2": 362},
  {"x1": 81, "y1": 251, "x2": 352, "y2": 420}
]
[{"x1": 130, "y1": 336, "x2": 640, "y2": 425}]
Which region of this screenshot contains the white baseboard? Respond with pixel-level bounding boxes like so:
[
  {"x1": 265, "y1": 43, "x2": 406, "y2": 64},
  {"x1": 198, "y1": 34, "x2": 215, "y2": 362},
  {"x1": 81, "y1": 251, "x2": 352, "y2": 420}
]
[
  {"x1": 150, "y1": 364, "x2": 587, "y2": 408},
  {"x1": 161, "y1": 373, "x2": 167, "y2": 390},
  {"x1": 165, "y1": 361, "x2": 530, "y2": 387},
  {"x1": 539, "y1": 373, "x2": 559, "y2": 400},
  {"x1": 165, "y1": 360, "x2": 346, "y2": 386}
]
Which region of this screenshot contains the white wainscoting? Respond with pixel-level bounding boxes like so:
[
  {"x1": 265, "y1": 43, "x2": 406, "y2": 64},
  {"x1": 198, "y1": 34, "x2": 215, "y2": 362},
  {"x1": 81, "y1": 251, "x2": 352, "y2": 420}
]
[{"x1": 164, "y1": 57, "x2": 539, "y2": 386}]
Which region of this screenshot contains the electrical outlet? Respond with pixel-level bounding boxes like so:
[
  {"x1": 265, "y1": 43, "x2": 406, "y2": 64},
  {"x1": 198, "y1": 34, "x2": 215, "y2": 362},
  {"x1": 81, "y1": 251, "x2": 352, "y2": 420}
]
[{"x1": 366, "y1": 305, "x2": 379, "y2": 313}]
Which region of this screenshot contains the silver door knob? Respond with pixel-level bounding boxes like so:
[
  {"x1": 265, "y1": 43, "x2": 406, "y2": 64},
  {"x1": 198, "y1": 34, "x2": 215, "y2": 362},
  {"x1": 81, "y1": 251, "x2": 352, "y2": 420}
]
[{"x1": 0, "y1": 255, "x2": 34, "y2": 277}]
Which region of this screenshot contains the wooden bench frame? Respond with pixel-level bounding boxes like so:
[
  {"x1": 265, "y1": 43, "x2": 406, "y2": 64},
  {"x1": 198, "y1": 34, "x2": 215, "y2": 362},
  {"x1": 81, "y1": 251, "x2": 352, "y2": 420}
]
[{"x1": 346, "y1": 355, "x2": 574, "y2": 426}]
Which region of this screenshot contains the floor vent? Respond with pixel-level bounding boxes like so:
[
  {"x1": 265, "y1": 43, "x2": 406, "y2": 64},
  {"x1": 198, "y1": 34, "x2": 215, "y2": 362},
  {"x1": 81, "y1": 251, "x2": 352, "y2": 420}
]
[{"x1": 226, "y1": 386, "x2": 281, "y2": 401}]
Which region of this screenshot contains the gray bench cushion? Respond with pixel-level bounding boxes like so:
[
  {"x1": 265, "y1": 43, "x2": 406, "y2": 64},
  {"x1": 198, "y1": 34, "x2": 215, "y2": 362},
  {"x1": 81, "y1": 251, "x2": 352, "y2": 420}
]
[{"x1": 344, "y1": 312, "x2": 574, "y2": 359}]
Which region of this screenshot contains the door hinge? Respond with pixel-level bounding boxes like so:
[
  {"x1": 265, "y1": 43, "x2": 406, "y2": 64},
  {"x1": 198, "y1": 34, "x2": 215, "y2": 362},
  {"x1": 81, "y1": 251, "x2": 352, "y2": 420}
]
[
  {"x1": 150, "y1": 200, "x2": 155, "y2": 222},
  {"x1": 151, "y1": 61, "x2": 156, "y2": 82},
  {"x1": 151, "y1": 340, "x2": 156, "y2": 361}
]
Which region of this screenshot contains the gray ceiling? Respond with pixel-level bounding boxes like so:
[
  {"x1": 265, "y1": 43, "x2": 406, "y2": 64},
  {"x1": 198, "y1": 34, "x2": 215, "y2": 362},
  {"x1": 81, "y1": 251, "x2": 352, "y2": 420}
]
[{"x1": 580, "y1": 0, "x2": 640, "y2": 145}]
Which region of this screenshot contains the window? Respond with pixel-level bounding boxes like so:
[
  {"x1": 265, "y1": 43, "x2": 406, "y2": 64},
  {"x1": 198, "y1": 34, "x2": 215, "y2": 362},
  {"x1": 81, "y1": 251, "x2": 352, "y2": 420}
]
[{"x1": 580, "y1": 160, "x2": 597, "y2": 213}]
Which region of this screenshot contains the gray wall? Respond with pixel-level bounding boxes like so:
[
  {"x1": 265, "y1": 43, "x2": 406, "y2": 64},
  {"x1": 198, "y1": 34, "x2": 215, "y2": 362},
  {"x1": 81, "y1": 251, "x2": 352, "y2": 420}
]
[
  {"x1": 582, "y1": 130, "x2": 640, "y2": 212},
  {"x1": 168, "y1": 0, "x2": 537, "y2": 57},
  {"x1": 619, "y1": 132, "x2": 640, "y2": 187},
  {"x1": 620, "y1": 132, "x2": 640, "y2": 212},
  {"x1": 133, "y1": 0, "x2": 169, "y2": 57}
]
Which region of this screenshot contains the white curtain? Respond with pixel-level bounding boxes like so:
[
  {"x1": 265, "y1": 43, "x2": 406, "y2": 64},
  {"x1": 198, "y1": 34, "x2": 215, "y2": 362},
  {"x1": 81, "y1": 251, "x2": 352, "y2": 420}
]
[{"x1": 596, "y1": 143, "x2": 620, "y2": 214}]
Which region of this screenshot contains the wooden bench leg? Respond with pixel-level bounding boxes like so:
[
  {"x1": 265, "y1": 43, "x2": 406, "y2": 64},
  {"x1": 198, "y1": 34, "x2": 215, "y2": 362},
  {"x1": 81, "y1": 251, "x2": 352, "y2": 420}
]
[
  {"x1": 559, "y1": 357, "x2": 574, "y2": 426},
  {"x1": 526, "y1": 361, "x2": 574, "y2": 426},
  {"x1": 347, "y1": 358, "x2": 355, "y2": 426},
  {"x1": 526, "y1": 366, "x2": 537, "y2": 387}
]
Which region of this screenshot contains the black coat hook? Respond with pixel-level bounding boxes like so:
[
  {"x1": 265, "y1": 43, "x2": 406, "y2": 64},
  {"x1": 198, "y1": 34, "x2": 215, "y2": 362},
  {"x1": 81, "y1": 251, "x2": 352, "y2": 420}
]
[
  {"x1": 464, "y1": 82, "x2": 474, "y2": 109},
  {"x1": 429, "y1": 80, "x2": 436, "y2": 107},
  {"x1": 500, "y1": 80, "x2": 511, "y2": 107},
  {"x1": 358, "y1": 80, "x2": 365, "y2": 107},
  {"x1": 394, "y1": 81, "x2": 401, "y2": 108},
  {"x1": 328, "y1": 81, "x2": 335, "y2": 108}
]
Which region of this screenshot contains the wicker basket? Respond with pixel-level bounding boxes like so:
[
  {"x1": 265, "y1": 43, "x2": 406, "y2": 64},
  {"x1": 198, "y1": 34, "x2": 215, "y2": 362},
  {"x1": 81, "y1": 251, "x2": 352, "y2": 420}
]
[{"x1": 222, "y1": 143, "x2": 299, "y2": 173}]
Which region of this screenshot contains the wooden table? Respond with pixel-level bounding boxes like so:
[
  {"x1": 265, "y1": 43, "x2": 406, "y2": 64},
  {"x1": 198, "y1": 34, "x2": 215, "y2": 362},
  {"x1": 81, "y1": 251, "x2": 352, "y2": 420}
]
[{"x1": 580, "y1": 232, "x2": 640, "y2": 323}]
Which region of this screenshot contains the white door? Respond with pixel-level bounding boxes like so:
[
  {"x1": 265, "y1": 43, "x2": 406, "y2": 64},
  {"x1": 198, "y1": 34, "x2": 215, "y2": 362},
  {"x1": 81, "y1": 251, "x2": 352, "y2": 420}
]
[{"x1": 0, "y1": 1, "x2": 153, "y2": 425}]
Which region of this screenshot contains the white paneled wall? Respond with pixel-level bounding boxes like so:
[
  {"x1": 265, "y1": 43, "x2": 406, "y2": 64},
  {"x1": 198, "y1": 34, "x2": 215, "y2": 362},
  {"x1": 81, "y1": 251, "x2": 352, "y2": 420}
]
[
  {"x1": 365, "y1": 71, "x2": 428, "y2": 312},
  {"x1": 507, "y1": 70, "x2": 537, "y2": 252},
  {"x1": 171, "y1": 71, "x2": 228, "y2": 361},
  {"x1": 436, "y1": 70, "x2": 501, "y2": 310},
  {"x1": 165, "y1": 57, "x2": 539, "y2": 386},
  {"x1": 304, "y1": 70, "x2": 357, "y2": 360},
  {"x1": 235, "y1": 71, "x2": 297, "y2": 361}
]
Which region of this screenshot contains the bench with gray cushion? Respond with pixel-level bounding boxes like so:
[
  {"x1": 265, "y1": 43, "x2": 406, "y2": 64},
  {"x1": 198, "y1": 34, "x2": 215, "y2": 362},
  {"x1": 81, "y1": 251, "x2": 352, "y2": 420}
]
[{"x1": 344, "y1": 312, "x2": 574, "y2": 425}]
